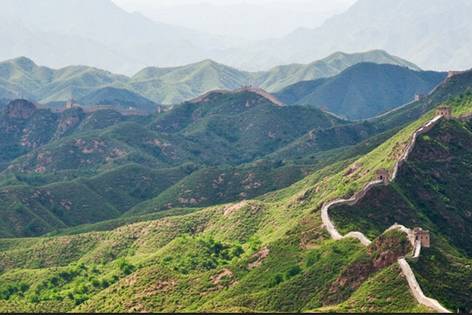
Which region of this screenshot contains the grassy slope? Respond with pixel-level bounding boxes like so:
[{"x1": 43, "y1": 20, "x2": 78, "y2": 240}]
[
  {"x1": 0, "y1": 168, "x2": 423, "y2": 312},
  {"x1": 3, "y1": 94, "x2": 466, "y2": 312},
  {"x1": 1, "y1": 74, "x2": 472, "y2": 312},
  {"x1": 330, "y1": 95, "x2": 472, "y2": 312},
  {"x1": 2, "y1": 68, "x2": 471, "y2": 238}
]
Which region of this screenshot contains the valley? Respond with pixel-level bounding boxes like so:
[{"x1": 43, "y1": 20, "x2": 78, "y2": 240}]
[
  {"x1": 2, "y1": 0, "x2": 472, "y2": 313},
  {"x1": 1, "y1": 64, "x2": 472, "y2": 312}
]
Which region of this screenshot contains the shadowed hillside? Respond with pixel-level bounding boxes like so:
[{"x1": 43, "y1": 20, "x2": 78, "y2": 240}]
[{"x1": 276, "y1": 63, "x2": 446, "y2": 120}]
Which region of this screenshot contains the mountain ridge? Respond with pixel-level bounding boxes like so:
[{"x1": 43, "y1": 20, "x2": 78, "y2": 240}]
[
  {"x1": 276, "y1": 63, "x2": 446, "y2": 120},
  {"x1": 216, "y1": 0, "x2": 472, "y2": 71},
  {"x1": 0, "y1": 50, "x2": 422, "y2": 107},
  {"x1": 2, "y1": 78, "x2": 472, "y2": 312}
]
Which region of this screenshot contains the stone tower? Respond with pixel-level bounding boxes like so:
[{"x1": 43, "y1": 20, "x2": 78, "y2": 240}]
[
  {"x1": 414, "y1": 94, "x2": 424, "y2": 102},
  {"x1": 376, "y1": 169, "x2": 390, "y2": 185},
  {"x1": 436, "y1": 106, "x2": 452, "y2": 119},
  {"x1": 65, "y1": 98, "x2": 76, "y2": 109},
  {"x1": 410, "y1": 227, "x2": 430, "y2": 248}
]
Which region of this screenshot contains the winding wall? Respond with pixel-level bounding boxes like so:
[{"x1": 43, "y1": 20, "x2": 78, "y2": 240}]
[{"x1": 320, "y1": 114, "x2": 450, "y2": 313}]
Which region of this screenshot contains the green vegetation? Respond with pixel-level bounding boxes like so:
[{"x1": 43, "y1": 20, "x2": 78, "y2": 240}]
[
  {"x1": 1, "y1": 67, "x2": 472, "y2": 312},
  {"x1": 0, "y1": 51, "x2": 420, "y2": 106},
  {"x1": 0, "y1": 90, "x2": 385, "y2": 237},
  {"x1": 330, "y1": 97, "x2": 472, "y2": 311},
  {"x1": 276, "y1": 63, "x2": 445, "y2": 120},
  {"x1": 1, "y1": 67, "x2": 469, "y2": 238}
]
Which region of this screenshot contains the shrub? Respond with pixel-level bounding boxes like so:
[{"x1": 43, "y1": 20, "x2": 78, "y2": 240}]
[
  {"x1": 286, "y1": 266, "x2": 302, "y2": 279},
  {"x1": 271, "y1": 274, "x2": 284, "y2": 287}
]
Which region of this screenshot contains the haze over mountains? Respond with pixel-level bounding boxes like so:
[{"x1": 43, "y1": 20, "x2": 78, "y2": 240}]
[
  {"x1": 2, "y1": 0, "x2": 472, "y2": 73},
  {"x1": 0, "y1": 50, "x2": 423, "y2": 108},
  {"x1": 2, "y1": 0, "x2": 472, "y2": 313},
  {"x1": 216, "y1": 0, "x2": 472, "y2": 71},
  {"x1": 0, "y1": 0, "x2": 232, "y2": 74},
  {"x1": 114, "y1": 0, "x2": 355, "y2": 40}
]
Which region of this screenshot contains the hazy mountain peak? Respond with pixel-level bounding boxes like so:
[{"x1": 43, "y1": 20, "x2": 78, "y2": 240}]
[{"x1": 9, "y1": 56, "x2": 37, "y2": 69}]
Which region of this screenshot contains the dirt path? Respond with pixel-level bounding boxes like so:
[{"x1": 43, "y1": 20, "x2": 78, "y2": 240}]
[{"x1": 320, "y1": 115, "x2": 450, "y2": 313}]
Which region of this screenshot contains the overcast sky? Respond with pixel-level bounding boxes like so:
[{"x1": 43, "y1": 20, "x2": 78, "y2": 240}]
[{"x1": 112, "y1": 0, "x2": 356, "y2": 40}]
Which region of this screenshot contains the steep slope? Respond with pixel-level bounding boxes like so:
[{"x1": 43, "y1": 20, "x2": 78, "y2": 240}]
[
  {"x1": 276, "y1": 63, "x2": 446, "y2": 120},
  {"x1": 219, "y1": 0, "x2": 472, "y2": 71},
  {"x1": 329, "y1": 113, "x2": 472, "y2": 312},
  {"x1": 0, "y1": 93, "x2": 352, "y2": 237},
  {"x1": 0, "y1": 67, "x2": 472, "y2": 312},
  {"x1": 255, "y1": 50, "x2": 421, "y2": 91},
  {"x1": 0, "y1": 163, "x2": 428, "y2": 313}
]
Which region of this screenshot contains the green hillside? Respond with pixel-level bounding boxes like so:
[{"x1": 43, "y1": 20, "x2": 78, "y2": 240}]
[
  {"x1": 1, "y1": 70, "x2": 472, "y2": 312},
  {"x1": 255, "y1": 49, "x2": 421, "y2": 92},
  {"x1": 330, "y1": 100, "x2": 472, "y2": 312},
  {"x1": 3, "y1": 87, "x2": 472, "y2": 312},
  {"x1": 1, "y1": 68, "x2": 470, "y2": 238},
  {"x1": 0, "y1": 162, "x2": 427, "y2": 313},
  {"x1": 0, "y1": 50, "x2": 422, "y2": 107},
  {"x1": 0, "y1": 91, "x2": 362, "y2": 237},
  {"x1": 2, "y1": 66, "x2": 472, "y2": 239},
  {"x1": 276, "y1": 63, "x2": 446, "y2": 120}
]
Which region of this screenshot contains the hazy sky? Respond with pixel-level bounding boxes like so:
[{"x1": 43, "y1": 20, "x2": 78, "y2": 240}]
[{"x1": 112, "y1": 0, "x2": 356, "y2": 40}]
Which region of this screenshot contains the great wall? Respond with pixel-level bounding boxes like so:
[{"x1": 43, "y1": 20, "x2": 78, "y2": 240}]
[{"x1": 320, "y1": 107, "x2": 453, "y2": 313}]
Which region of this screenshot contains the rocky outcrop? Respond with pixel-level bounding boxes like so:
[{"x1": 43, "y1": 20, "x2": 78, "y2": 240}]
[
  {"x1": 4, "y1": 99, "x2": 37, "y2": 119},
  {"x1": 325, "y1": 231, "x2": 412, "y2": 305},
  {"x1": 54, "y1": 107, "x2": 85, "y2": 138}
]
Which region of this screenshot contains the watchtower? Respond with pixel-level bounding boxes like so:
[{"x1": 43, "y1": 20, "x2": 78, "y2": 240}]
[
  {"x1": 414, "y1": 94, "x2": 424, "y2": 102},
  {"x1": 376, "y1": 169, "x2": 390, "y2": 185},
  {"x1": 411, "y1": 227, "x2": 430, "y2": 248},
  {"x1": 436, "y1": 106, "x2": 452, "y2": 119},
  {"x1": 65, "y1": 98, "x2": 76, "y2": 109}
]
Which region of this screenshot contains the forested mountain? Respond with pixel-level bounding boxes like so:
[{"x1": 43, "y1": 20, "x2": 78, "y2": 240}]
[
  {"x1": 0, "y1": 50, "x2": 420, "y2": 107},
  {"x1": 276, "y1": 63, "x2": 446, "y2": 119},
  {"x1": 0, "y1": 92, "x2": 348, "y2": 237},
  {"x1": 1, "y1": 68, "x2": 472, "y2": 313}
]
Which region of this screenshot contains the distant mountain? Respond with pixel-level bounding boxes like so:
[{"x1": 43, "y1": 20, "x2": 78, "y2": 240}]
[
  {"x1": 276, "y1": 63, "x2": 446, "y2": 120},
  {"x1": 254, "y1": 50, "x2": 420, "y2": 92},
  {"x1": 218, "y1": 0, "x2": 472, "y2": 71},
  {"x1": 131, "y1": 60, "x2": 251, "y2": 105},
  {"x1": 2, "y1": 0, "x2": 471, "y2": 73},
  {"x1": 0, "y1": 0, "x2": 232, "y2": 74},
  {"x1": 0, "y1": 51, "x2": 420, "y2": 106}
]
